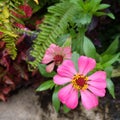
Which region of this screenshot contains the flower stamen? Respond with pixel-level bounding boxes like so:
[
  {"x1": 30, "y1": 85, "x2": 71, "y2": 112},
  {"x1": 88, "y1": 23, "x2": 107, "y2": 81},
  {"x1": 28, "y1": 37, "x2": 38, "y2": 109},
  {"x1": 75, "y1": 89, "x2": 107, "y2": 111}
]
[
  {"x1": 53, "y1": 55, "x2": 63, "y2": 65},
  {"x1": 72, "y1": 74, "x2": 88, "y2": 90}
]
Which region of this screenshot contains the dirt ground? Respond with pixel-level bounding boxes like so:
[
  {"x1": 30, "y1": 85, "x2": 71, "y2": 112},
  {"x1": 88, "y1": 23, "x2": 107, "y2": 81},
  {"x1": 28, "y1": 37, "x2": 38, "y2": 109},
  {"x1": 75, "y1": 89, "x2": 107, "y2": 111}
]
[{"x1": 0, "y1": 78, "x2": 120, "y2": 120}]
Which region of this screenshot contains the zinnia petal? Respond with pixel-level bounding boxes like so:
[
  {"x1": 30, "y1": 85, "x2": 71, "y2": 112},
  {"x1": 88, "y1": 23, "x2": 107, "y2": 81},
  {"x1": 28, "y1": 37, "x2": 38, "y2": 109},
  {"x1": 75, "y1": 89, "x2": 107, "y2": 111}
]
[
  {"x1": 46, "y1": 44, "x2": 57, "y2": 54},
  {"x1": 42, "y1": 54, "x2": 53, "y2": 64},
  {"x1": 66, "y1": 88, "x2": 78, "y2": 109},
  {"x1": 58, "y1": 84, "x2": 73, "y2": 104},
  {"x1": 88, "y1": 86, "x2": 106, "y2": 97},
  {"x1": 46, "y1": 62, "x2": 55, "y2": 73},
  {"x1": 54, "y1": 46, "x2": 63, "y2": 55},
  {"x1": 88, "y1": 71, "x2": 106, "y2": 81},
  {"x1": 87, "y1": 80, "x2": 106, "y2": 89},
  {"x1": 80, "y1": 90, "x2": 98, "y2": 110},
  {"x1": 57, "y1": 60, "x2": 77, "y2": 78},
  {"x1": 42, "y1": 44, "x2": 57, "y2": 64},
  {"x1": 53, "y1": 75, "x2": 71, "y2": 85},
  {"x1": 78, "y1": 56, "x2": 96, "y2": 75},
  {"x1": 63, "y1": 47, "x2": 72, "y2": 59}
]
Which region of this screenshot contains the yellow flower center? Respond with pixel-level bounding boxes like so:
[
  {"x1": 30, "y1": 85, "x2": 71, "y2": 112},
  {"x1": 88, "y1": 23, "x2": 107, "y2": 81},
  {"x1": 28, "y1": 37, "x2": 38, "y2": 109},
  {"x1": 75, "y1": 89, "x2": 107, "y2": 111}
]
[{"x1": 72, "y1": 73, "x2": 88, "y2": 90}]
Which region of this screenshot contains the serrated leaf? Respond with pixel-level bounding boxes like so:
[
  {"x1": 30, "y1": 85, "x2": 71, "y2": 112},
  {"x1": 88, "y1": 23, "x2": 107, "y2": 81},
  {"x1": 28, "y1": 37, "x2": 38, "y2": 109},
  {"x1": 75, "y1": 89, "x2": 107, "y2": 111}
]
[
  {"x1": 52, "y1": 86, "x2": 61, "y2": 112},
  {"x1": 83, "y1": 36, "x2": 96, "y2": 59},
  {"x1": 36, "y1": 80, "x2": 55, "y2": 92},
  {"x1": 106, "y1": 78, "x2": 115, "y2": 98},
  {"x1": 38, "y1": 64, "x2": 56, "y2": 78}
]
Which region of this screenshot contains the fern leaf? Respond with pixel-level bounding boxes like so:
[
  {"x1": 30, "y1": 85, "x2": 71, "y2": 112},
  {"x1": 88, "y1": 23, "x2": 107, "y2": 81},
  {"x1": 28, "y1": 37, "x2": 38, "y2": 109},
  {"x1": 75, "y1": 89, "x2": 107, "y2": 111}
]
[
  {"x1": 3, "y1": 35, "x2": 17, "y2": 60},
  {"x1": 29, "y1": 1, "x2": 77, "y2": 69}
]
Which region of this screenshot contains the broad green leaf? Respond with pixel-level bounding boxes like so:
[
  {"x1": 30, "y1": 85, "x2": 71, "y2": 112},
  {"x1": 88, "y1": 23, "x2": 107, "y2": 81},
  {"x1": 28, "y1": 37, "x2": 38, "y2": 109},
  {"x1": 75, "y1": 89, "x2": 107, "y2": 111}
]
[
  {"x1": 38, "y1": 64, "x2": 56, "y2": 78},
  {"x1": 106, "y1": 78, "x2": 115, "y2": 98},
  {"x1": 102, "y1": 36, "x2": 119, "y2": 55},
  {"x1": 62, "y1": 36, "x2": 72, "y2": 47},
  {"x1": 104, "y1": 66, "x2": 113, "y2": 78},
  {"x1": 83, "y1": 36, "x2": 96, "y2": 59},
  {"x1": 63, "y1": 105, "x2": 71, "y2": 113},
  {"x1": 28, "y1": 0, "x2": 41, "y2": 13},
  {"x1": 56, "y1": 34, "x2": 71, "y2": 47},
  {"x1": 89, "y1": 0, "x2": 102, "y2": 6},
  {"x1": 102, "y1": 53, "x2": 120, "y2": 67},
  {"x1": 72, "y1": 26, "x2": 85, "y2": 54},
  {"x1": 97, "y1": 4, "x2": 110, "y2": 10},
  {"x1": 95, "y1": 11, "x2": 115, "y2": 19},
  {"x1": 94, "y1": 11, "x2": 106, "y2": 16},
  {"x1": 76, "y1": 13, "x2": 92, "y2": 25},
  {"x1": 107, "y1": 13, "x2": 115, "y2": 19},
  {"x1": 52, "y1": 86, "x2": 61, "y2": 112},
  {"x1": 70, "y1": 0, "x2": 79, "y2": 5},
  {"x1": 36, "y1": 80, "x2": 55, "y2": 92},
  {"x1": 78, "y1": 0, "x2": 84, "y2": 9},
  {"x1": 71, "y1": 52, "x2": 80, "y2": 72}
]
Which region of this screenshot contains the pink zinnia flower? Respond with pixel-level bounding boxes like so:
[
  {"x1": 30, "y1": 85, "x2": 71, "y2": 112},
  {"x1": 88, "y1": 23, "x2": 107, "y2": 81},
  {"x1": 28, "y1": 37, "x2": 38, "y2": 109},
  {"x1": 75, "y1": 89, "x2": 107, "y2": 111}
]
[
  {"x1": 42, "y1": 44, "x2": 72, "y2": 73},
  {"x1": 54, "y1": 56, "x2": 106, "y2": 110}
]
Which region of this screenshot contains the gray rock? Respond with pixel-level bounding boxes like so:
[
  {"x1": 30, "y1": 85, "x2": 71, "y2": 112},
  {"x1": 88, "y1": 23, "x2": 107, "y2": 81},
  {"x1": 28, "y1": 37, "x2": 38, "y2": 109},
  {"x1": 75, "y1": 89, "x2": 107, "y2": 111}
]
[{"x1": 0, "y1": 87, "x2": 119, "y2": 120}]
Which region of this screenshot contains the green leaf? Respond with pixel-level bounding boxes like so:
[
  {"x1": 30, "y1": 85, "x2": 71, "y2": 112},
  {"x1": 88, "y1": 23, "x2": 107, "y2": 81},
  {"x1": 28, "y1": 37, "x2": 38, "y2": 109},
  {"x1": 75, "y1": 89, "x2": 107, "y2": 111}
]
[
  {"x1": 71, "y1": 52, "x2": 80, "y2": 72},
  {"x1": 75, "y1": 13, "x2": 92, "y2": 25},
  {"x1": 106, "y1": 78, "x2": 115, "y2": 98},
  {"x1": 36, "y1": 80, "x2": 55, "y2": 92},
  {"x1": 102, "y1": 36, "x2": 119, "y2": 55},
  {"x1": 83, "y1": 36, "x2": 96, "y2": 59},
  {"x1": 104, "y1": 66, "x2": 113, "y2": 78},
  {"x1": 94, "y1": 11, "x2": 106, "y2": 16},
  {"x1": 63, "y1": 105, "x2": 71, "y2": 113},
  {"x1": 28, "y1": 0, "x2": 43, "y2": 13},
  {"x1": 62, "y1": 36, "x2": 72, "y2": 47},
  {"x1": 56, "y1": 34, "x2": 71, "y2": 47},
  {"x1": 72, "y1": 26, "x2": 86, "y2": 54},
  {"x1": 107, "y1": 13, "x2": 115, "y2": 19},
  {"x1": 102, "y1": 53, "x2": 120, "y2": 67},
  {"x1": 52, "y1": 86, "x2": 61, "y2": 112},
  {"x1": 94, "y1": 12, "x2": 115, "y2": 19},
  {"x1": 38, "y1": 64, "x2": 56, "y2": 78},
  {"x1": 97, "y1": 4, "x2": 110, "y2": 10}
]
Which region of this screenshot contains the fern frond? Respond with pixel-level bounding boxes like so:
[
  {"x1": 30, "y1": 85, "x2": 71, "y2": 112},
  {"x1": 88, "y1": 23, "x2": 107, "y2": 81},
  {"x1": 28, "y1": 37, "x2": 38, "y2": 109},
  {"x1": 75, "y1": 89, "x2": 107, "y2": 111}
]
[
  {"x1": 3, "y1": 35, "x2": 17, "y2": 60},
  {"x1": 29, "y1": 1, "x2": 77, "y2": 69},
  {"x1": 0, "y1": 3, "x2": 18, "y2": 60}
]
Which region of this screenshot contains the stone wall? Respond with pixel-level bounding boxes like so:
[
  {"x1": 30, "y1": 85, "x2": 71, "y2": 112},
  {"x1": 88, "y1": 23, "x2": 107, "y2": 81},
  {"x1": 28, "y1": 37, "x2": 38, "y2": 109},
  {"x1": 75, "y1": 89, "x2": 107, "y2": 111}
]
[{"x1": 0, "y1": 79, "x2": 120, "y2": 120}]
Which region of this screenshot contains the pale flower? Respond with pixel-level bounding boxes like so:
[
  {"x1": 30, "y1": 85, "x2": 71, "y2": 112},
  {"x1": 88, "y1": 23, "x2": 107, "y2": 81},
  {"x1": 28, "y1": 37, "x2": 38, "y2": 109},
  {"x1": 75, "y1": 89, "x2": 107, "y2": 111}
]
[
  {"x1": 54, "y1": 56, "x2": 106, "y2": 110},
  {"x1": 42, "y1": 44, "x2": 71, "y2": 72}
]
